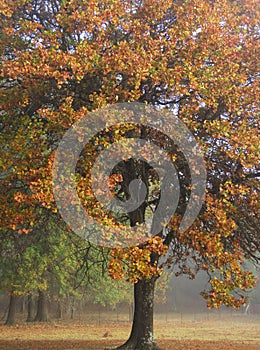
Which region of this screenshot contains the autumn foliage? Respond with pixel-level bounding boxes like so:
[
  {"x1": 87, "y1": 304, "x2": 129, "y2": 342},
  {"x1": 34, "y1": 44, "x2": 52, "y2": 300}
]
[{"x1": 0, "y1": 0, "x2": 259, "y2": 320}]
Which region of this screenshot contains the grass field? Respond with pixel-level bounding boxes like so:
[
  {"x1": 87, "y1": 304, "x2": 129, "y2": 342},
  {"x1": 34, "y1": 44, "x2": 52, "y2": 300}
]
[{"x1": 0, "y1": 315, "x2": 259, "y2": 350}]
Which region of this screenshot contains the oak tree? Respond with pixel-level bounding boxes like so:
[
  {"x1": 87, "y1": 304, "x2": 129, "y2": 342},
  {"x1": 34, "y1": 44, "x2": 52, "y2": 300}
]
[{"x1": 0, "y1": 0, "x2": 259, "y2": 348}]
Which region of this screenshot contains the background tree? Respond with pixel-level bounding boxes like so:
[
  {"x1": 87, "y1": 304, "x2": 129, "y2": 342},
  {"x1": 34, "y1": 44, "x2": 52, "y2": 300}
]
[
  {"x1": 0, "y1": 0, "x2": 259, "y2": 349},
  {"x1": 0, "y1": 210, "x2": 87, "y2": 323},
  {"x1": 0, "y1": 207, "x2": 131, "y2": 324},
  {"x1": 0, "y1": 226, "x2": 48, "y2": 325}
]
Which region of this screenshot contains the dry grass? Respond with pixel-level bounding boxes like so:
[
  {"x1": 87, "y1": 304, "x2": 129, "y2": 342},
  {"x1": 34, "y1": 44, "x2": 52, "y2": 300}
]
[{"x1": 0, "y1": 315, "x2": 259, "y2": 349}]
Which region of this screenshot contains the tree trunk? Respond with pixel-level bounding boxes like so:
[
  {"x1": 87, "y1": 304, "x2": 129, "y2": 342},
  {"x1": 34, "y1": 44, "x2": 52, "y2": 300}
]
[
  {"x1": 108, "y1": 159, "x2": 162, "y2": 349},
  {"x1": 56, "y1": 300, "x2": 62, "y2": 319},
  {"x1": 20, "y1": 296, "x2": 26, "y2": 313},
  {"x1": 34, "y1": 290, "x2": 48, "y2": 322},
  {"x1": 113, "y1": 277, "x2": 162, "y2": 350},
  {"x1": 70, "y1": 297, "x2": 75, "y2": 320},
  {"x1": 26, "y1": 294, "x2": 34, "y2": 322},
  {"x1": 5, "y1": 293, "x2": 17, "y2": 325}
]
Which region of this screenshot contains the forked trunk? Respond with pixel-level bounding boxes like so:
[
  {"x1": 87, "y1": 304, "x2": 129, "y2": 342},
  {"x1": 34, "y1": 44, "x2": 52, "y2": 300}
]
[
  {"x1": 114, "y1": 277, "x2": 162, "y2": 350},
  {"x1": 5, "y1": 293, "x2": 17, "y2": 325},
  {"x1": 107, "y1": 160, "x2": 162, "y2": 349},
  {"x1": 34, "y1": 290, "x2": 48, "y2": 322}
]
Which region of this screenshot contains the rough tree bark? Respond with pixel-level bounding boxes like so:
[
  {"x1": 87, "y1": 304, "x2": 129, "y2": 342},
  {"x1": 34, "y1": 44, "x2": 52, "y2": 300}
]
[
  {"x1": 5, "y1": 293, "x2": 17, "y2": 325},
  {"x1": 114, "y1": 277, "x2": 162, "y2": 350},
  {"x1": 34, "y1": 290, "x2": 48, "y2": 322}
]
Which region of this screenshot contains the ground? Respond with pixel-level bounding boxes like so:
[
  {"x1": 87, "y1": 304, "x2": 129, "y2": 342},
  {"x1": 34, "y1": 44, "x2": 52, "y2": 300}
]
[{"x1": 0, "y1": 315, "x2": 259, "y2": 350}]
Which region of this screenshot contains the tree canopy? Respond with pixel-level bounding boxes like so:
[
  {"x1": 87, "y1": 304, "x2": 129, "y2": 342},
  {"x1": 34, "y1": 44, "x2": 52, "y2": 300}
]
[{"x1": 0, "y1": 0, "x2": 259, "y2": 348}]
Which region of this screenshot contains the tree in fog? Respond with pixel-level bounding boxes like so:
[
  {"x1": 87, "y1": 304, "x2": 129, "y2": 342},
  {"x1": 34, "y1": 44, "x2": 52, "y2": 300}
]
[{"x1": 0, "y1": 0, "x2": 259, "y2": 348}]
